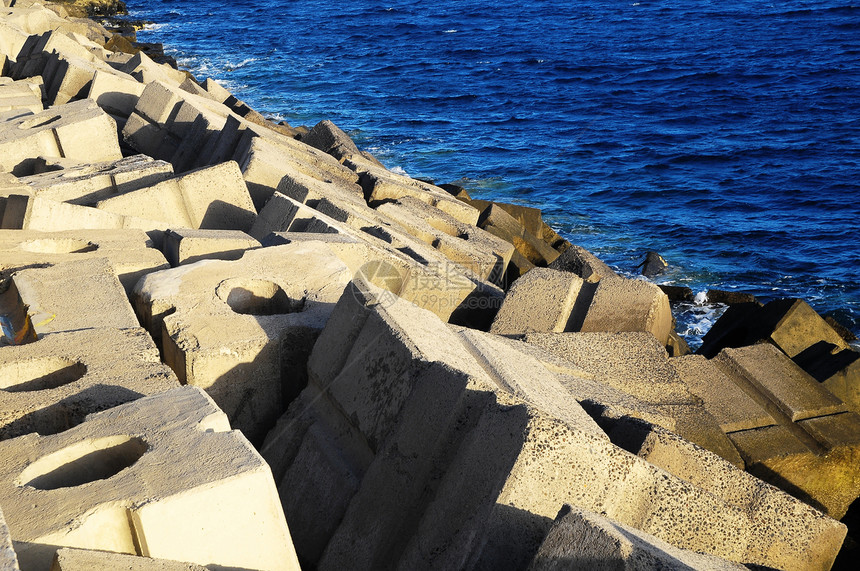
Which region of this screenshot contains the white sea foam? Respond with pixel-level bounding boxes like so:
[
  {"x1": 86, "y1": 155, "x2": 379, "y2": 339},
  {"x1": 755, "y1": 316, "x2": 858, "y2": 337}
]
[
  {"x1": 444, "y1": 29, "x2": 458, "y2": 33},
  {"x1": 390, "y1": 166, "x2": 410, "y2": 176}
]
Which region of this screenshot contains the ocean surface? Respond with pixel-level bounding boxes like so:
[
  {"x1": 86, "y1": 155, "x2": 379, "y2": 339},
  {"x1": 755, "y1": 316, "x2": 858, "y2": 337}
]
[{"x1": 132, "y1": 0, "x2": 860, "y2": 347}]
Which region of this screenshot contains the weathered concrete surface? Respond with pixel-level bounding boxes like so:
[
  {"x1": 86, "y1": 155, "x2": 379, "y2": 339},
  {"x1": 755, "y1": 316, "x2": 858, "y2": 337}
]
[
  {"x1": 96, "y1": 161, "x2": 256, "y2": 232},
  {"x1": 698, "y1": 299, "x2": 860, "y2": 413},
  {"x1": 0, "y1": 229, "x2": 169, "y2": 293},
  {"x1": 709, "y1": 345, "x2": 860, "y2": 518},
  {"x1": 261, "y1": 280, "x2": 845, "y2": 571},
  {"x1": 0, "y1": 99, "x2": 121, "y2": 176},
  {"x1": 491, "y1": 268, "x2": 584, "y2": 334},
  {"x1": 51, "y1": 547, "x2": 209, "y2": 571},
  {"x1": 528, "y1": 505, "x2": 746, "y2": 571},
  {"x1": 252, "y1": 191, "x2": 505, "y2": 327},
  {"x1": 0, "y1": 193, "x2": 170, "y2": 234},
  {"x1": 162, "y1": 228, "x2": 260, "y2": 266},
  {"x1": 0, "y1": 386, "x2": 300, "y2": 571},
  {"x1": 521, "y1": 331, "x2": 743, "y2": 466},
  {"x1": 132, "y1": 242, "x2": 353, "y2": 443},
  {"x1": 7, "y1": 257, "x2": 139, "y2": 336},
  {"x1": 16, "y1": 155, "x2": 174, "y2": 206},
  {"x1": 0, "y1": 327, "x2": 179, "y2": 440},
  {"x1": 492, "y1": 271, "x2": 673, "y2": 344},
  {"x1": 0, "y1": 507, "x2": 20, "y2": 571}
]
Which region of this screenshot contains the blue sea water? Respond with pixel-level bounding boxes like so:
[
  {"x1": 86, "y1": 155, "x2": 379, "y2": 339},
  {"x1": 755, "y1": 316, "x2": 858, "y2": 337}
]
[{"x1": 132, "y1": 0, "x2": 860, "y2": 345}]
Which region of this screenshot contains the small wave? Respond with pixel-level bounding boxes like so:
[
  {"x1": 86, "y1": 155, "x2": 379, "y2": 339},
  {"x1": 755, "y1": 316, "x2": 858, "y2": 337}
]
[
  {"x1": 224, "y1": 58, "x2": 257, "y2": 71},
  {"x1": 390, "y1": 166, "x2": 410, "y2": 176},
  {"x1": 443, "y1": 29, "x2": 458, "y2": 33}
]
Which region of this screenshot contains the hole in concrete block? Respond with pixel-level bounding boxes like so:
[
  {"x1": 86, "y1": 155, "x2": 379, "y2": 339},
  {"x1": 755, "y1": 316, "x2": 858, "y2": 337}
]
[
  {"x1": 17, "y1": 115, "x2": 61, "y2": 130},
  {"x1": 19, "y1": 239, "x2": 98, "y2": 254},
  {"x1": 217, "y1": 278, "x2": 305, "y2": 316},
  {"x1": 19, "y1": 436, "x2": 149, "y2": 490},
  {"x1": 0, "y1": 358, "x2": 87, "y2": 392}
]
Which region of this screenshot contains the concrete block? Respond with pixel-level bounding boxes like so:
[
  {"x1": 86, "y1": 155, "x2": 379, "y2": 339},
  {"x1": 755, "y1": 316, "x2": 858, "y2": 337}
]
[
  {"x1": 0, "y1": 229, "x2": 169, "y2": 293},
  {"x1": 301, "y1": 119, "x2": 365, "y2": 162},
  {"x1": 17, "y1": 155, "x2": 174, "y2": 206},
  {"x1": 528, "y1": 504, "x2": 746, "y2": 570},
  {"x1": 203, "y1": 77, "x2": 232, "y2": 103},
  {"x1": 132, "y1": 242, "x2": 353, "y2": 443},
  {"x1": 578, "y1": 276, "x2": 672, "y2": 344},
  {"x1": 377, "y1": 197, "x2": 513, "y2": 284},
  {"x1": 236, "y1": 133, "x2": 361, "y2": 210},
  {"x1": 87, "y1": 68, "x2": 145, "y2": 119},
  {"x1": 0, "y1": 99, "x2": 122, "y2": 176},
  {"x1": 262, "y1": 280, "x2": 845, "y2": 571},
  {"x1": 548, "y1": 244, "x2": 618, "y2": 281},
  {"x1": 491, "y1": 268, "x2": 584, "y2": 334},
  {"x1": 0, "y1": 77, "x2": 42, "y2": 115},
  {"x1": 0, "y1": 507, "x2": 20, "y2": 571},
  {"x1": 347, "y1": 158, "x2": 480, "y2": 225},
  {"x1": 716, "y1": 344, "x2": 846, "y2": 422},
  {"x1": 0, "y1": 327, "x2": 179, "y2": 439},
  {"x1": 478, "y1": 203, "x2": 560, "y2": 266},
  {"x1": 671, "y1": 354, "x2": 777, "y2": 433},
  {"x1": 0, "y1": 194, "x2": 170, "y2": 233},
  {"x1": 0, "y1": 386, "x2": 300, "y2": 571},
  {"x1": 97, "y1": 162, "x2": 256, "y2": 232},
  {"x1": 522, "y1": 331, "x2": 743, "y2": 466},
  {"x1": 0, "y1": 20, "x2": 28, "y2": 64},
  {"x1": 118, "y1": 51, "x2": 186, "y2": 87},
  {"x1": 492, "y1": 273, "x2": 672, "y2": 344},
  {"x1": 7, "y1": 257, "x2": 140, "y2": 335},
  {"x1": 51, "y1": 548, "x2": 208, "y2": 571},
  {"x1": 162, "y1": 228, "x2": 260, "y2": 266}
]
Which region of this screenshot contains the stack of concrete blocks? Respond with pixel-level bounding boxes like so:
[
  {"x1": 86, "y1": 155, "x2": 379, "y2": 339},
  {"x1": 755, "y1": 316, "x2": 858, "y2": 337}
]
[
  {"x1": 672, "y1": 344, "x2": 860, "y2": 519},
  {"x1": 261, "y1": 279, "x2": 846, "y2": 570},
  {"x1": 0, "y1": 258, "x2": 179, "y2": 440},
  {"x1": 0, "y1": 386, "x2": 301, "y2": 570},
  {"x1": 699, "y1": 297, "x2": 860, "y2": 412},
  {"x1": 2, "y1": 160, "x2": 257, "y2": 238},
  {"x1": 132, "y1": 241, "x2": 356, "y2": 444}
]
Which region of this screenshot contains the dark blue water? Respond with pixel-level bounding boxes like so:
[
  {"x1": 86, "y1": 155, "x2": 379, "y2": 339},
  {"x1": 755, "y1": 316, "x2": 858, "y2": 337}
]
[{"x1": 132, "y1": 0, "x2": 860, "y2": 345}]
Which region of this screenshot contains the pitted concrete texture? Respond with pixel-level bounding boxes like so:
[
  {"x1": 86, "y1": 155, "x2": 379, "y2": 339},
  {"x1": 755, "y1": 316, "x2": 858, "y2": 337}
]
[
  {"x1": 0, "y1": 229, "x2": 169, "y2": 293},
  {"x1": 492, "y1": 271, "x2": 672, "y2": 344},
  {"x1": 0, "y1": 327, "x2": 179, "y2": 440},
  {"x1": 716, "y1": 344, "x2": 846, "y2": 422},
  {"x1": 578, "y1": 277, "x2": 672, "y2": 344},
  {"x1": 261, "y1": 280, "x2": 844, "y2": 570},
  {"x1": 132, "y1": 242, "x2": 353, "y2": 443},
  {"x1": 528, "y1": 505, "x2": 746, "y2": 571},
  {"x1": 0, "y1": 507, "x2": 20, "y2": 571},
  {"x1": 491, "y1": 268, "x2": 584, "y2": 334},
  {"x1": 0, "y1": 386, "x2": 300, "y2": 571},
  {"x1": 16, "y1": 155, "x2": 174, "y2": 206},
  {"x1": 345, "y1": 157, "x2": 480, "y2": 225},
  {"x1": 672, "y1": 354, "x2": 777, "y2": 433},
  {"x1": 708, "y1": 345, "x2": 860, "y2": 518},
  {"x1": 52, "y1": 548, "x2": 209, "y2": 571},
  {"x1": 548, "y1": 244, "x2": 619, "y2": 281},
  {"x1": 376, "y1": 197, "x2": 513, "y2": 285},
  {"x1": 521, "y1": 332, "x2": 742, "y2": 466},
  {"x1": 96, "y1": 162, "x2": 256, "y2": 232},
  {"x1": 0, "y1": 99, "x2": 122, "y2": 176},
  {"x1": 162, "y1": 228, "x2": 260, "y2": 266},
  {"x1": 7, "y1": 257, "x2": 139, "y2": 335}
]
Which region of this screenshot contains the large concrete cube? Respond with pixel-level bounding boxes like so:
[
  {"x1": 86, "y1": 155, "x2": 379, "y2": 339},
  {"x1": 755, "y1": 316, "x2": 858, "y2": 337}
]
[{"x1": 0, "y1": 386, "x2": 300, "y2": 571}]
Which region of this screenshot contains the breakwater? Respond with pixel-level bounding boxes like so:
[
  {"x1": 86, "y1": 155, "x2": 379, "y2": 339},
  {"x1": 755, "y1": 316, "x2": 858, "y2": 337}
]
[{"x1": 1, "y1": 1, "x2": 859, "y2": 570}]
